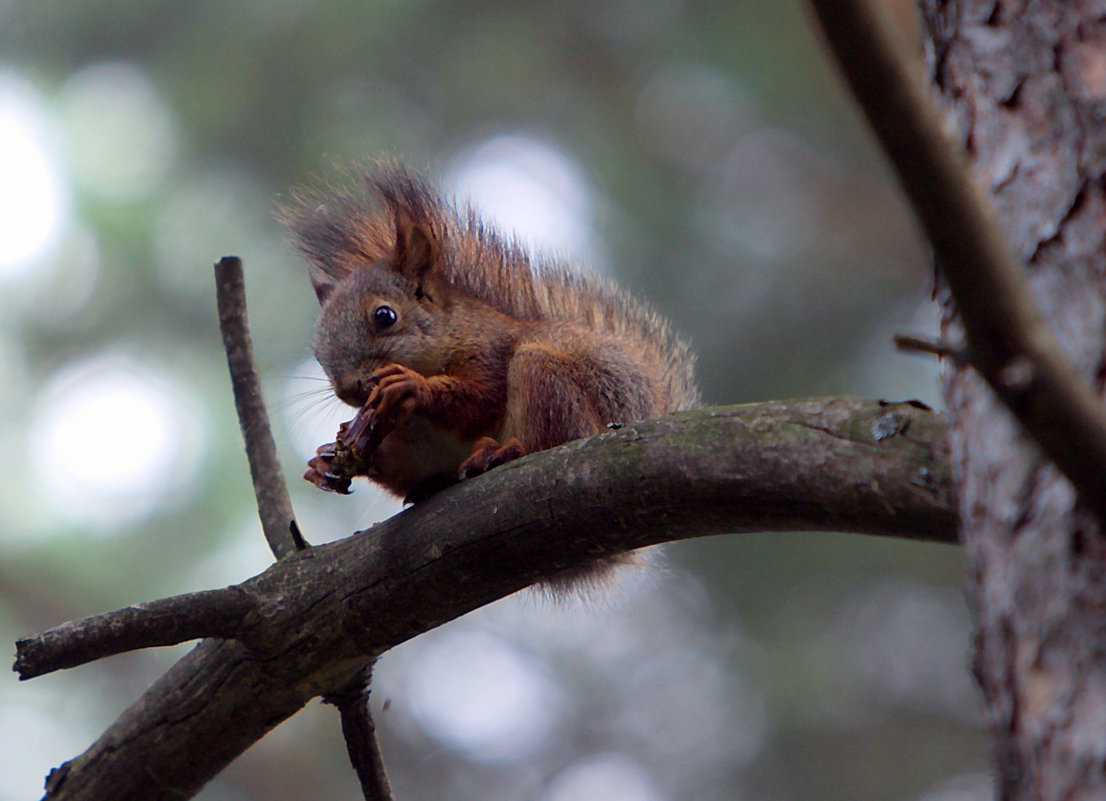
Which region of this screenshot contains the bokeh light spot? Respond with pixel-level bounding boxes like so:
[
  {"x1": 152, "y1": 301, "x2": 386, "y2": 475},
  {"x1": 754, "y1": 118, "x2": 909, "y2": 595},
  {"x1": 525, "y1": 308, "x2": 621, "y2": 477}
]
[
  {"x1": 544, "y1": 753, "x2": 665, "y2": 801},
  {"x1": 0, "y1": 73, "x2": 67, "y2": 276},
  {"x1": 635, "y1": 62, "x2": 751, "y2": 171},
  {"x1": 0, "y1": 694, "x2": 97, "y2": 801},
  {"x1": 58, "y1": 62, "x2": 177, "y2": 204},
  {"x1": 27, "y1": 355, "x2": 203, "y2": 530},
  {"x1": 446, "y1": 135, "x2": 598, "y2": 266},
  {"x1": 405, "y1": 628, "x2": 564, "y2": 762}
]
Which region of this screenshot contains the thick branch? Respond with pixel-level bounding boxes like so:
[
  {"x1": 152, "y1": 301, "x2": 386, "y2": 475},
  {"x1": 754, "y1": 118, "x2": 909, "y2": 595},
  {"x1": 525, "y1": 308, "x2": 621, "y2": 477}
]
[
  {"x1": 807, "y1": 0, "x2": 1106, "y2": 522},
  {"x1": 215, "y1": 256, "x2": 305, "y2": 557},
  {"x1": 16, "y1": 397, "x2": 953, "y2": 681},
  {"x1": 26, "y1": 397, "x2": 955, "y2": 801}
]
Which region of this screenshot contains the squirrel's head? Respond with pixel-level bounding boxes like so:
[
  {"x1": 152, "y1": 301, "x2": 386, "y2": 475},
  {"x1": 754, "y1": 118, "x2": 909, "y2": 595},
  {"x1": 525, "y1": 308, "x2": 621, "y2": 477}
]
[
  {"x1": 282, "y1": 165, "x2": 532, "y2": 406},
  {"x1": 279, "y1": 168, "x2": 456, "y2": 406},
  {"x1": 309, "y1": 217, "x2": 453, "y2": 407}
]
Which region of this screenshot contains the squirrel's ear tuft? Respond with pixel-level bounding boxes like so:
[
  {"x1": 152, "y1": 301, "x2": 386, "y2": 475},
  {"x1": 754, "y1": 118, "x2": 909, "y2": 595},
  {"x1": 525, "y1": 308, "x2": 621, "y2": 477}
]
[
  {"x1": 393, "y1": 219, "x2": 439, "y2": 288},
  {"x1": 280, "y1": 165, "x2": 449, "y2": 304},
  {"x1": 278, "y1": 191, "x2": 383, "y2": 304},
  {"x1": 307, "y1": 264, "x2": 337, "y2": 305}
]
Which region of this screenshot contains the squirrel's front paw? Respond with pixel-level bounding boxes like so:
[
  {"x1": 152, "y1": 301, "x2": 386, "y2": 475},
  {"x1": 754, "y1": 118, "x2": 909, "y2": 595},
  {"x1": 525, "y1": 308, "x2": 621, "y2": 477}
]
[
  {"x1": 304, "y1": 442, "x2": 355, "y2": 494},
  {"x1": 365, "y1": 364, "x2": 430, "y2": 426},
  {"x1": 304, "y1": 404, "x2": 388, "y2": 494}
]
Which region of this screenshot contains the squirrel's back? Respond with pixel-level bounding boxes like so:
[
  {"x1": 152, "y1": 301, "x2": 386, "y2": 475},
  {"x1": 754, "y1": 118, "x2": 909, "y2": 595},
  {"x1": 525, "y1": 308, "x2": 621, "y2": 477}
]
[{"x1": 282, "y1": 164, "x2": 699, "y2": 413}]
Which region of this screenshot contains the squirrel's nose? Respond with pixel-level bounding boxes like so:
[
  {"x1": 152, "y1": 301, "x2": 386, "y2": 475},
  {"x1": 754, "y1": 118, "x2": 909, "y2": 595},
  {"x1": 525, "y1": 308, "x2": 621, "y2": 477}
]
[{"x1": 334, "y1": 375, "x2": 368, "y2": 407}]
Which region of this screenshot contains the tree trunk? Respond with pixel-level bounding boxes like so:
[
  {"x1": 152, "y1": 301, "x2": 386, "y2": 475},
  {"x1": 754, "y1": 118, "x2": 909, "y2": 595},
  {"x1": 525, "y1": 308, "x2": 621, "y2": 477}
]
[{"x1": 922, "y1": 3, "x2": 1106, "y2": 798}]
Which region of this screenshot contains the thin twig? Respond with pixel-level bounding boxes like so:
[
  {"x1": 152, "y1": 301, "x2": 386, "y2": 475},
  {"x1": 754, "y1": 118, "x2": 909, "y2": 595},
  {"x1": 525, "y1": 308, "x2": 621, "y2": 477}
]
[
  {"x1": 215, "y1": 256, "x2": 307, "y2": 558},
  {"x1": 324, "y1": 664, "x2": 395, "y2": 801},
  {"x1": 893, "y1": 332, "x2": 963, "y2": 363},
  {"x1": 215, "y1": 256, "x2": 393, "y2": 801},
  {"x1": 807, "y1": 0, "x2": 1106, "y2": 522},
  {"x1": 14, "y1": 588, "x2": 256, "y2": 680}
]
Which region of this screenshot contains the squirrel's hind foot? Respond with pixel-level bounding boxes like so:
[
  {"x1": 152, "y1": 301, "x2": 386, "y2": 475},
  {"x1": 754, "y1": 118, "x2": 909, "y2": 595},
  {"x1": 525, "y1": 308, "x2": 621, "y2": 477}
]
[{"x1": 458, "y1": 436, "x2": 526, "y2": 480}]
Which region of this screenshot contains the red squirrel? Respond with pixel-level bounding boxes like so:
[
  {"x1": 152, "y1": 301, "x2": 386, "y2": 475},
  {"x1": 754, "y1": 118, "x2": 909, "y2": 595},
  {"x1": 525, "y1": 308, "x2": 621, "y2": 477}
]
[{"x1": 282, "y1": 165, "x2": 699, "y2": 508}]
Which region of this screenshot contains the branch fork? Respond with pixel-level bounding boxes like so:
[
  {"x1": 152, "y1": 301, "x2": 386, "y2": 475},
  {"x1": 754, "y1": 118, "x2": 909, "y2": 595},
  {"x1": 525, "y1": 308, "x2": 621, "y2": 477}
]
[{"x1": 14, "y1": 387, "x2": 956, "y2": 800}]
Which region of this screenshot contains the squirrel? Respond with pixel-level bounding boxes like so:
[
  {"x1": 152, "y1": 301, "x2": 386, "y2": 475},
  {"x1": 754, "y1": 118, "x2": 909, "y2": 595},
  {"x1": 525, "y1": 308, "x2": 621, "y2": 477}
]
[{"x1": 281, "y1": 165, "x2": 699, "y2": 569}]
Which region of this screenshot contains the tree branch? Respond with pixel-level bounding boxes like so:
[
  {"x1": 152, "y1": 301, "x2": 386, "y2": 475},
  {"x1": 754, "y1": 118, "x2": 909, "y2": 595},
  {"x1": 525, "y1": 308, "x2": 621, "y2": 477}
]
[
  {"x1": 806, "y1": 0, "x2": 1106, "y2": 522},
  {"x1": 893, "y1": 333, "x2": 963, "y2": 363},
  {"x1": 215, "y1": 256, "x2": 389, "y2": 800},
  {"x1": 22, "y1": 396, "x2": 955, "y2": 800},
  {"x1": 323, "y1": 663, "x2": 394, "y2": 801},
  {"x1": 14, "y1": 397, "x2": 954, "y2": 682},
  {"x1": 215, "y1": 256, "x2": 306, "y2": 557},
  {"x1": 13, "y1": 588, "x2": 256, "y2": 680}
]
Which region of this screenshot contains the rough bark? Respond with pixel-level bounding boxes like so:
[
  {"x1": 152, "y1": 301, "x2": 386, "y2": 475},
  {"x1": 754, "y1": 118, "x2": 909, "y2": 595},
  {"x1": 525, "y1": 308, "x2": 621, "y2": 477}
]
[
  {"x1": 812, "y1": 0, "x2": 1106, "y2": 520},
  {"x1": 19, "y1": 398, "x2": 955, "y2": 801},
  {"x1": 922, "y1": 3, "x2": 1106, "y2": 799}
]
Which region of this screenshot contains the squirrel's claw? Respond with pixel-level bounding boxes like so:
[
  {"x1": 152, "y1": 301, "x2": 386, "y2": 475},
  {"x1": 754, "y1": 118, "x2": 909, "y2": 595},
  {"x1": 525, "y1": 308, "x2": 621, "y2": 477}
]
[
  {"x1": 304, "y1": 402, "x2": 394, "y2": 495},
  {"x1": 338, "y1": 406, "x2": 378, "y2": 457},
  {"x1": 363, "y1": 364, "x2": 429, "y2": 428},
  {"x1": 459, "y1": 436, "x2": 526, "y2": 480},
  {"x1": 304, "y1": 454, "x2": 353, "y2": 494}
]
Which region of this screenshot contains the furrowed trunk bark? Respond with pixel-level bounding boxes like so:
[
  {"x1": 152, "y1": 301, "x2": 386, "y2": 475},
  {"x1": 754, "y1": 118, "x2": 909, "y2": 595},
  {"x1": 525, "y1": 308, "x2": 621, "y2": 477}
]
[{"x1": 923, "y1": 3, "x2": 1106, "y2": 798}]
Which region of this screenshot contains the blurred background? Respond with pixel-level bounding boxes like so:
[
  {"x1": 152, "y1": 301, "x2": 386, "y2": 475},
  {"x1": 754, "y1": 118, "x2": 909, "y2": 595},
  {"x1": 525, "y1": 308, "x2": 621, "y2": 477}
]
[{"x1": 0, "y1": 1, "x2": 986, "y2": 799}]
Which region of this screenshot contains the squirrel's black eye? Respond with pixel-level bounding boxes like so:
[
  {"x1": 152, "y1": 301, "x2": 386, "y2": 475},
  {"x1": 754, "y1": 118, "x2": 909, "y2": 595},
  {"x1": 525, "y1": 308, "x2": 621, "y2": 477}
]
[{"x1": 373, "y1": 305, "x2": 397, "y2": 330}]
